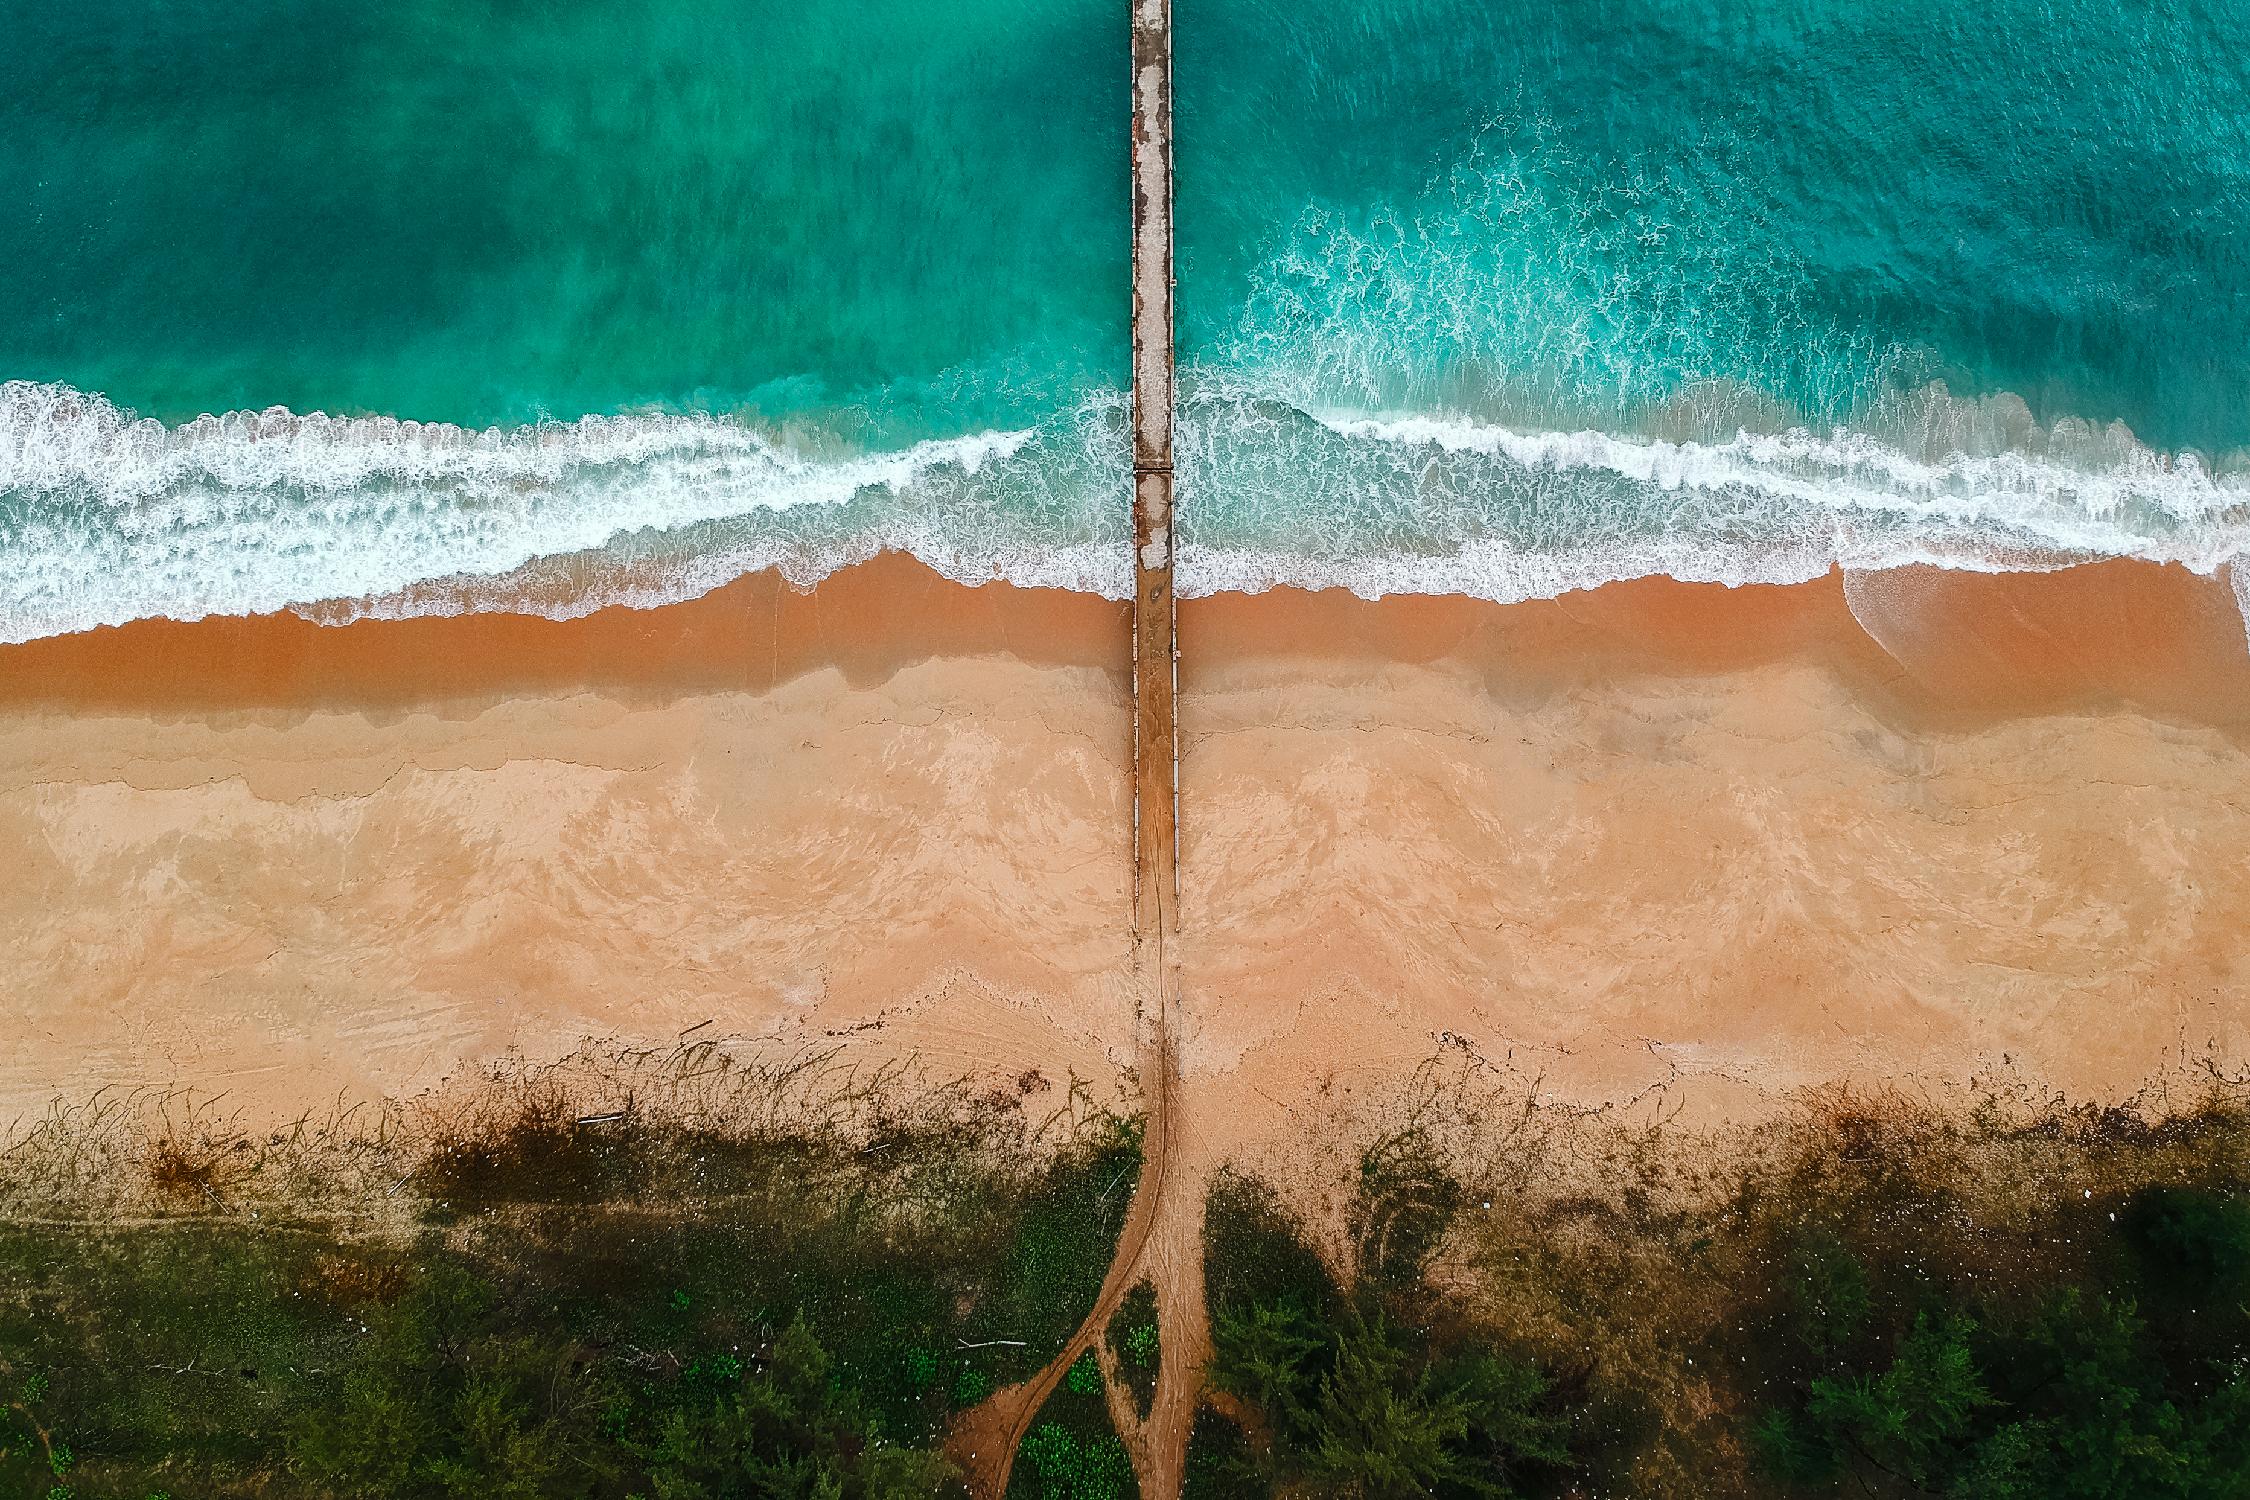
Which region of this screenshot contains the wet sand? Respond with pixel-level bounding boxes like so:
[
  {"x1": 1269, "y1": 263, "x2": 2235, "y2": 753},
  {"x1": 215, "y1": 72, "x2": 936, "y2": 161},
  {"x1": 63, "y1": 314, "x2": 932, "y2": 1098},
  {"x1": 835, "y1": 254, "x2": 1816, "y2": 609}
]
[{"x1": 3, "y1": 554, "x2": 2246, "y2": 1141}]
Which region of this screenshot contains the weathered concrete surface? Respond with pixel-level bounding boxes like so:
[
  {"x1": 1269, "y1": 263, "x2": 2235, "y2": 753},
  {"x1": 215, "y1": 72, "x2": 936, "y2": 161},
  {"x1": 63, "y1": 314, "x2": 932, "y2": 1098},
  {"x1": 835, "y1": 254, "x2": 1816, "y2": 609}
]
[{"x1": 1131, "y1": 0, "x2": 1176, "y2": 941}]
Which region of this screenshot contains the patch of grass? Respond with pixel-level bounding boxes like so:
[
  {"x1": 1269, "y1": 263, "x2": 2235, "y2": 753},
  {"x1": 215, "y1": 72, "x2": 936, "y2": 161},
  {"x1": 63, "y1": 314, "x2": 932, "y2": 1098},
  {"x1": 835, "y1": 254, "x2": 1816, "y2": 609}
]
[
  {"x1": 0, "y1": 1056, "x2": 1144, "y2": 1498},
  {"x1": 286, "y1": 1259, "x2": 957, "y2": 1500},
  {"x1": 959, "y1": 1111, "x2": 1143, "y2": 1395},
  {"x1": 0, "y1": 1221, "x2": 357, "y2": 1494},
  {"x1": 1007, "y1": 1352, "x2": 1136, "y2": 1500},
  {"x1": 1105, "y1": 1281, "x2": 1159, "y2": 1419}
]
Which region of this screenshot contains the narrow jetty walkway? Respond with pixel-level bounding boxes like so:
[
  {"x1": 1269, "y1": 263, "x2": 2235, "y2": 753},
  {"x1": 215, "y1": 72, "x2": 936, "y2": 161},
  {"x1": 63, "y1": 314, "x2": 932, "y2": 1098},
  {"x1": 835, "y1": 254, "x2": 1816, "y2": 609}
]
[
  {"x1": 947, "y1": 3, "x2": 1194, "y2": 1493},
  {"x1": 1130, "y1": 0, "x2": 1178, "y2": 940}
]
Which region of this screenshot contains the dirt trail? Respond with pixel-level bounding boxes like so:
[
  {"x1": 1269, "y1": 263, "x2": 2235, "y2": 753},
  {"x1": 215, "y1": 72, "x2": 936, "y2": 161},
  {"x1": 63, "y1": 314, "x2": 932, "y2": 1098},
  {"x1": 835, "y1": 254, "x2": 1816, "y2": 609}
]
[
  {"x1": 1104, "y1": 1078, "x2": 1215, "y2": 1500},
  {"x1": 946, "y1": 930, "x2": 1209, "y2": 1497}
]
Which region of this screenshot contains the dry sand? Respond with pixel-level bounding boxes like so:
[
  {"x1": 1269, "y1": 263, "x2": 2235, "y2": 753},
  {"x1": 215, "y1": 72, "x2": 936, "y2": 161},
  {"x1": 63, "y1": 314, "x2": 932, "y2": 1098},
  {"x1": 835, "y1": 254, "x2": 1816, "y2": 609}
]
[{"x1": 3, "y1": 553, "x2": 2247, "y2": 1151}]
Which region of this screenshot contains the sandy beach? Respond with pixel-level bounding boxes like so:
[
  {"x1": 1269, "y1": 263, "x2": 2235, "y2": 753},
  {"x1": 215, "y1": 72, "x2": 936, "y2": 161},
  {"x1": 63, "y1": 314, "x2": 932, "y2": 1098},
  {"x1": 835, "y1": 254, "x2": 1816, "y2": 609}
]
[{"x1": 3, "y1": 554, "x2": 2247, "y2": 1144}]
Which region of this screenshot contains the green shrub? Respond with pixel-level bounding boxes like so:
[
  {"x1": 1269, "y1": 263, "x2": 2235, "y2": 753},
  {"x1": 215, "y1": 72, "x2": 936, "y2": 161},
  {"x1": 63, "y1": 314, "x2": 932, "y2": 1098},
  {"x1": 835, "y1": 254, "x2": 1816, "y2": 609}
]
[
  {"x1": 1204, "y1": 1169, "x2": 1573, "y2": 1498},
  {"x1": 1008, "y1": 1349, "x2": 1136, "y2": 1500},
  {"x1": 1014, "y1": 1418, "x2": 1133, "y2": 1500},
  {"x1": 2123, "y1": 1186, "x2": 2250, "y2": 1294},
  {"x1": 1105, "y1": 1282, "x2": 1161, "y2": 1419},
  {"x1": 1782, "y1": 1310, "x2": 1989, "y2": 1490},
  {"x1": 626, "y1": 1317, "x2": 954, "y2": 1499},
  {"x1": 1063, "y1": 1353, "x2": 1103, "y2": 1398},
  {"x1": 290, "y1": 1260, "x2": 616, "y2": 1497},
  {"x1": 1753, "y1": 1260, "x2": 2250, "y2": 1495},
  {"x1": 1778, "y1": 1233, "x2": 1873, "y2": 1359},
  {"x1": 0, "y1": 1093, "x2": 1143, "y2": 1497}
]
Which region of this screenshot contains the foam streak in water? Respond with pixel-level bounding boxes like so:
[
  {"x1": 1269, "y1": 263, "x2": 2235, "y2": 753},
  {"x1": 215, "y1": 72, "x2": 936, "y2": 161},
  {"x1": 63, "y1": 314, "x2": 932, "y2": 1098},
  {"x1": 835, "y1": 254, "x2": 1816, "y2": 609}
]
[
  {"x1": 1172, "y1": 382, "x2": 2250, "y2": 606},
  {"x1": 7, "y1": 377, "x2": 2250, "y2": 643},
  {"x1": 0, "y1": 381, "x2": 1127, "y2": 642}
]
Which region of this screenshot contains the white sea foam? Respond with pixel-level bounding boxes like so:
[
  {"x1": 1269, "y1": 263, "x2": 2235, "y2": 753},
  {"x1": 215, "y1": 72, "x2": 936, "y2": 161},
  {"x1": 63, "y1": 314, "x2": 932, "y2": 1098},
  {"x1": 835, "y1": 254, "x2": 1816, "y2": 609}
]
[
  {"x1": 5, "y1": 378, "x2": 2250, "y2": 642},
  {"x1": 1167, "y1": 382, "x2": 2250, "y2": 613},
  {"x1": 0, "y1": 381, "x2": 1066, "y2": 642},
  {"x1": 1255, "y1": 407, "x2": 2250, "y2": 581},
  {"x1": 1316, "y1": 415, "x2": 2242, "y2": 532}
]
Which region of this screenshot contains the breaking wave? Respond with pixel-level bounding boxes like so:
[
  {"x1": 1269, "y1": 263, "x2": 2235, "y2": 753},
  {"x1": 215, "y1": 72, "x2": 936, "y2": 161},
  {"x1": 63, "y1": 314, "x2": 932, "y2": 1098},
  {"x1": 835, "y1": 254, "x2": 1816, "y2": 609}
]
[
  {"x1": 3, "y1": 376, "x2": 2248, "y2": 643},
  {"x1": 1173, "y1": 375, "x2": 2250, "y2": 602},
  {"x1": 0, "y1": 380, "x2": 1127, "y2": 642}
]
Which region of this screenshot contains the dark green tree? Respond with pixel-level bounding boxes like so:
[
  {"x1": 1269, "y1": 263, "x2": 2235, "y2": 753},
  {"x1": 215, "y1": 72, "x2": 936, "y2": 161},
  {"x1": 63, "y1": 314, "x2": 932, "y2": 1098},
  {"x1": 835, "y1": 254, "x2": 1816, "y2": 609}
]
[
  {"x1": 633, "y1": 1317, "x2": 954, "y2": 1499},
  {"x1": 291, "y1": 1263, "x2": 618, "y2": 1499},
  {"x1": 1212, "y1": 1301, "x2": 1565, "y2": 1499}
]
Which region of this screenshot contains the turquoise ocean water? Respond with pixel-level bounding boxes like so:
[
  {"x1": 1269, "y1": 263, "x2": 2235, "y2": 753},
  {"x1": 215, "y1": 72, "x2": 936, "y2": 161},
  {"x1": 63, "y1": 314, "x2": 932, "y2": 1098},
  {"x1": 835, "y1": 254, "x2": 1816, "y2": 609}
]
[{"x1": 3, "y1": 0, "x2": 2248, "y2": 640}]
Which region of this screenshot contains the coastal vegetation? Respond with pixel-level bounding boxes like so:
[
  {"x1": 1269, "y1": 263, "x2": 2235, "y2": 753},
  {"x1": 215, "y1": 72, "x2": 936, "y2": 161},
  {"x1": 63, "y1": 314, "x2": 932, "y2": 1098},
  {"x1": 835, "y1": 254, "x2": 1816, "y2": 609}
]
[
  {"x1": 1191, "y1": 1152, "x2": 1574, "y2": 1498},
  {"x1": 1006, "y1": 1351, "x2": 1136, "y2": 1500},
  {"x1": 0, "y1": 1047, "x2": 1140, "y2": 1499},
  {"x1": 1189, "y1": 1077, "x2": 2250, "y2": 1498},
  {"x1": 6, "y1": 1049, "x2": 2249, "y2": 1499}
]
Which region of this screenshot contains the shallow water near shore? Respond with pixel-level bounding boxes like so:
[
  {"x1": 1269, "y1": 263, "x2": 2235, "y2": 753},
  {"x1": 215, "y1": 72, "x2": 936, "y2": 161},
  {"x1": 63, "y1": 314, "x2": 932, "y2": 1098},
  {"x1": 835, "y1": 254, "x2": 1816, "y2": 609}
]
[{"x1": 5, "y1": 0, "x2": 2250, "y2": 638}]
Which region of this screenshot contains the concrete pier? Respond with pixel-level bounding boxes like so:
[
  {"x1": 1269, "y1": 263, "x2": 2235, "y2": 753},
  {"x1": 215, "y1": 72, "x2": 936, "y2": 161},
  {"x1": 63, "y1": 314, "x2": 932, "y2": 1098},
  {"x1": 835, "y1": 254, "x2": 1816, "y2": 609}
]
[{"x1": 1130, "y1": 0, "x2": 1176, "y2": 941}]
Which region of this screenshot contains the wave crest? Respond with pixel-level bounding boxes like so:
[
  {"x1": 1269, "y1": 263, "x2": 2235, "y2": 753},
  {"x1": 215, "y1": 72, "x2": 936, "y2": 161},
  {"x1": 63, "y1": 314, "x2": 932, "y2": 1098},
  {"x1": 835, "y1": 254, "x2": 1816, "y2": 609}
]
[
  {"x1": 1171, "y1": 375, "x2": 2250, "y2": 603},
  {"x1": 4, "y1": 378, "x2": 2249, "y2": 643},
  {"x1": 0, "y1": 380, "x2": 1122, "y2": 643}
]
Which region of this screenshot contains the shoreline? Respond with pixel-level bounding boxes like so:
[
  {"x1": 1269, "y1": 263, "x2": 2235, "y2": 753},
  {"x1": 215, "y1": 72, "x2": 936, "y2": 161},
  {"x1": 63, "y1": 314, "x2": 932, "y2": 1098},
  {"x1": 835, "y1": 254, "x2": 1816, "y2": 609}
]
[
  {"x1": 3, "y1": 553, "x2": 2246, "y2": 1142},
  {"x1": 5, "y1": 551, "x2": 2248, "y2": 726}
]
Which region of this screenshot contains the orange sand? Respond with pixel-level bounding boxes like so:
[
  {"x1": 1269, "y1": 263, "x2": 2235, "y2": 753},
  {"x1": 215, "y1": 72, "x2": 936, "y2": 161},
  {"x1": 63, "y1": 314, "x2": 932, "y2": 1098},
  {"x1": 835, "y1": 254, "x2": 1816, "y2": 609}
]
[{"x1": 2, "y1": 554, "x2": 2247, "y2": 1142}]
